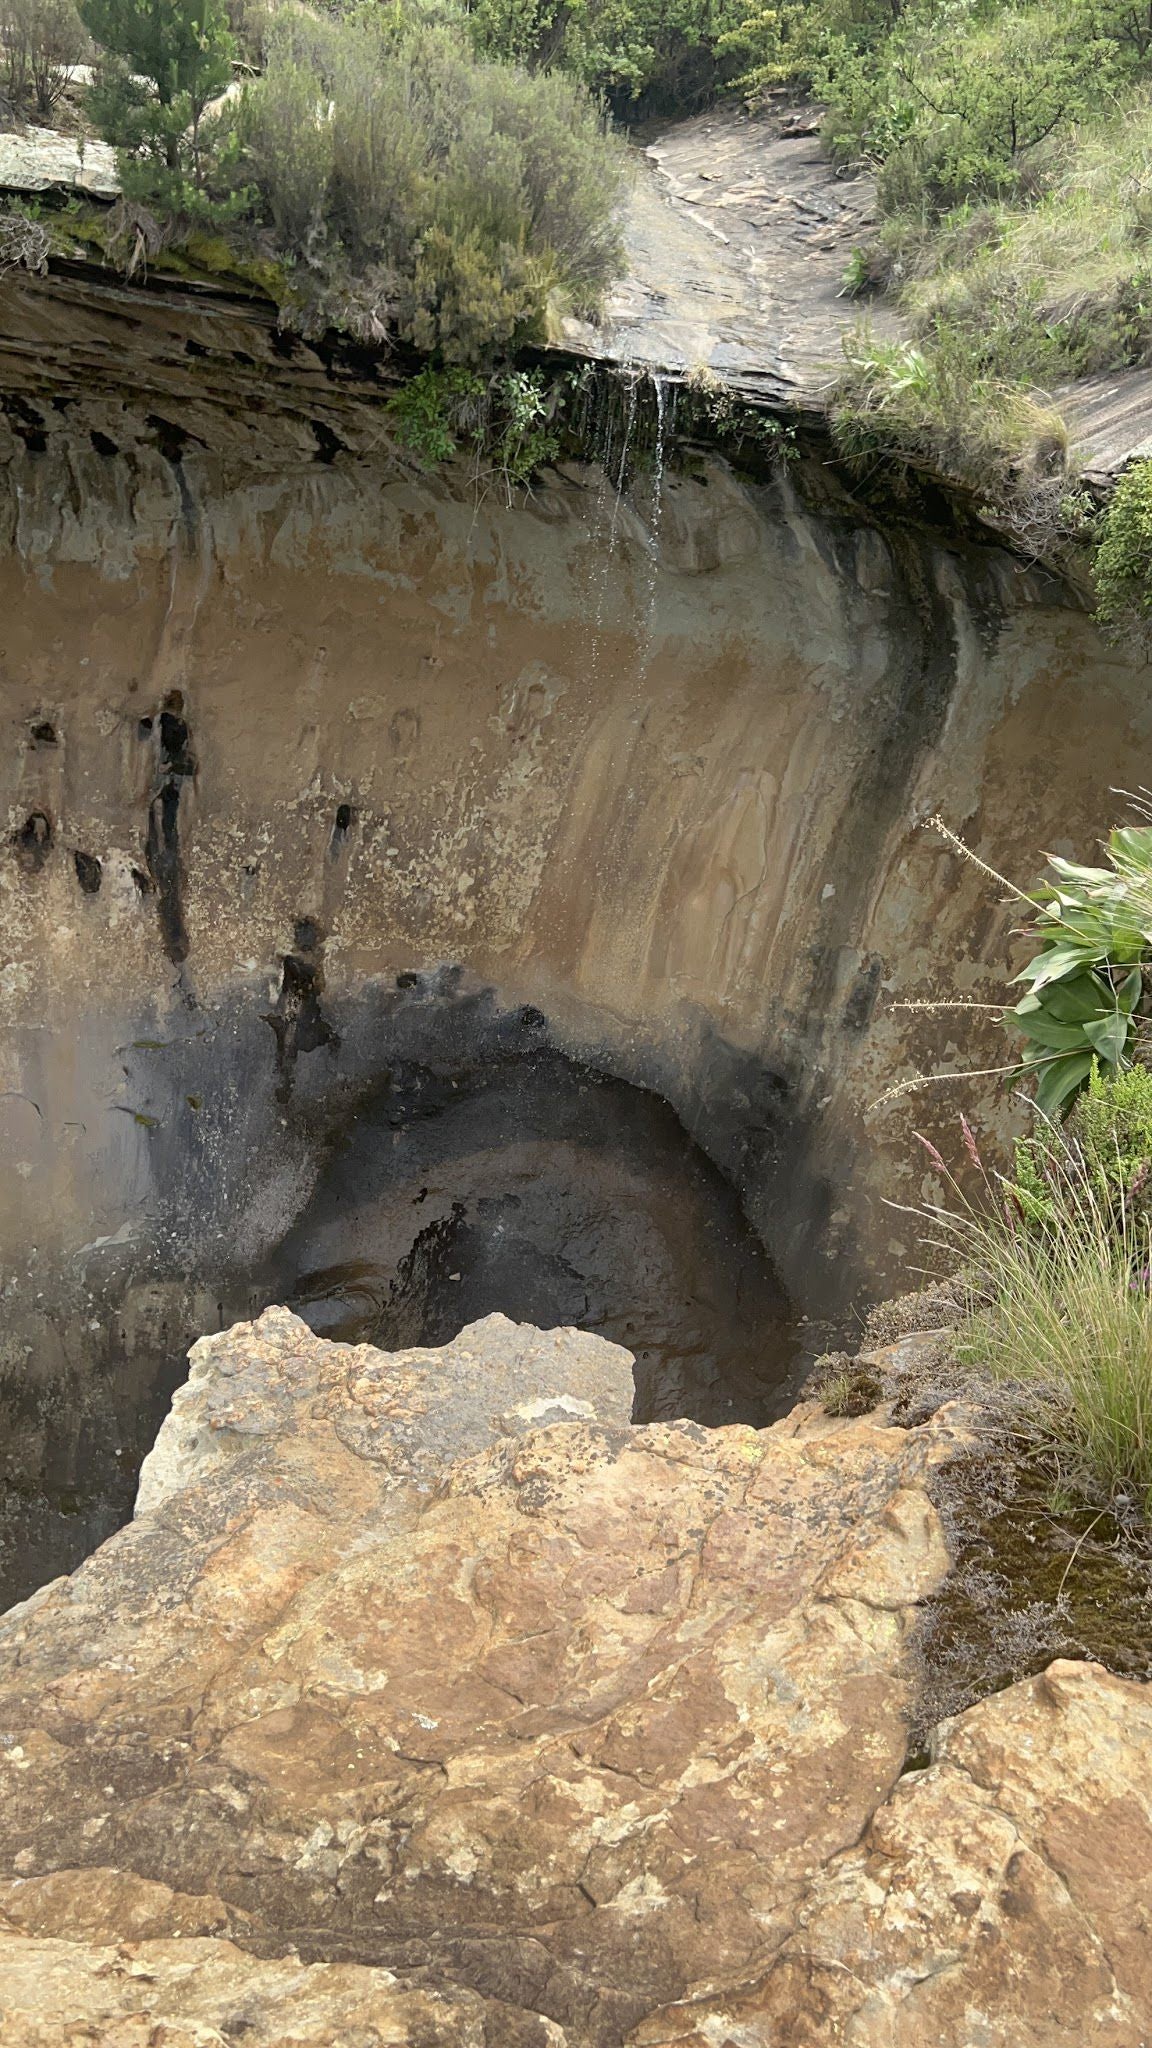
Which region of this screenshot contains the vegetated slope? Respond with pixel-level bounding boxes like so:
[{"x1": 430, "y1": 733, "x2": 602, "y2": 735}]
[
  {"x1": 747, "y1": 0, "x2": 1152, "y2": 623},
  {"x1": 66, "y1": 0, "x2": 626, "y2": 364},
  {"x1": 14, "y1": 0, "x2": 1152, "y2": 605}
]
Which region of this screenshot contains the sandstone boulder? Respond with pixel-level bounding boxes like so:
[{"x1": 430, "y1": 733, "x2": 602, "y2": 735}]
[
  {"x1": 633, "y1": 1659, "x2": 1152, "y2": 2045},
  {"x1": 0, "y1": 1309, "x2": 1146, "y2": 2046}
]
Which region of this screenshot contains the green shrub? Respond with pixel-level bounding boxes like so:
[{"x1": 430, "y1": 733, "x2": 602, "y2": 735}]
[
  {"x1": 871, "y1": 4, "x2": 1115, "y2": 214},
  {"x1": 1072, "y1": 1059, "x2": 1152, "y2": 1199},
  {"x1": 196, "y1": 10, "x2": 626, "y2": 358},
  {"x1": 385, "y1": 363, "x2": 564, "y2": 496},
  {"x1": 1094, "y1": 458, "x2": 1152, "y2": 637},
  {"x1": 387, "y1": 366, "x2": 486, "y2": 466},
  {"x1": 81, "y1": 0, "x2": 235, "y2": 199},
  {"x1": 0, "y1": 0, "x2": 90, "y2": 119},
  {"x1": 1011, "y1": 1064, "x2": 1152, "y2": 1229},
  {"x1": 467, "y1": 0, "x2": 742, "y2": 114},
  {"x1": 717, "y1": 0, "x2": 896, "y2": 105},
  {"x1": 823, "y1": 71, "x2": 1152, "y2": 519}
]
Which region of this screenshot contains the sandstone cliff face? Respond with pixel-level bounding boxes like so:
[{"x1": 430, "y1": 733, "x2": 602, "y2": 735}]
[
  {"x1": 2, "y1": 265, "x2": 1151, "y2": 1586},
  {"x1": 0, "y1": 1310, "x2": 1147, "y2": 2046}
]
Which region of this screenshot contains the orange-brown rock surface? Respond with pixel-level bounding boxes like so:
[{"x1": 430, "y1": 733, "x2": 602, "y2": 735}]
[{"x1": 0, "y1": 1310, "x2": 1146, "y2": 2045}]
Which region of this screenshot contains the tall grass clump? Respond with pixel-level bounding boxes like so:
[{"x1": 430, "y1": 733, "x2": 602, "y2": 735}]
[
  {"x1": 924, "y1": 1097, "x2": 1152, "y2": 1514},
  {"x1": 830, "y1": 327, "x2": 1069, "y2": 502}
]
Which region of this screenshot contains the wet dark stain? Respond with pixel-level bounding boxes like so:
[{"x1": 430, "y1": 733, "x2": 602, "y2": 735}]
[
  {"x1": 843, "y1": 952, "x2": 884, "y2": 1032},
  {"x1": 312, "y1": 419, "x2": 344, "y2": 464},
  {"x1": 12, "y1": 810, "x2": 52, "y2": 873},
  {"x1": 144, "y1": 691, "x2": 197, "y2": 964},
  {"x1": 146, "y1": 415, "x2": 203, "y2": 465},
  {"x1": 73, "y1": 851, "x2": 102, "y2": 895},
  {"x1": 262, "y1": 918, "x2": 338, "y2": 1097},
  {"x1": 2, "y1": 395, "x2": 47, "y2": 454}
]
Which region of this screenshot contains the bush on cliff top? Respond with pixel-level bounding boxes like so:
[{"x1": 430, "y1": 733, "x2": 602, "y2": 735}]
[
  {"x1": 81, "y1": 3, "x2": 627, "y2": 360},
  {"x1": 80, "y1": 0, "x2": 234, "y2": 197}
]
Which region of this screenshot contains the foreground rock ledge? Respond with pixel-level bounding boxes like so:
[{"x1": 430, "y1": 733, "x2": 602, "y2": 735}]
[{"x1": 0, "y1": 1311, "x2": 1147, "y2": 2046}]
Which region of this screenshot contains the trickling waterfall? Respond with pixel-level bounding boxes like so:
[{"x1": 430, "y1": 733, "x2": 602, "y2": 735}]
[
  {"x1": 641, "y1": 371, "x2": 676, "y2": 660},
  {"x1": 580, "y1": 364, "x2": 679, "y2": 681}
]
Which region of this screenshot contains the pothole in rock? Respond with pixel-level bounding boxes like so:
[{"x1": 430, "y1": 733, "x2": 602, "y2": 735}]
[
  {"x1": 263, "y1": 1049, "x2": 798, "y2": 1428},
  {"x1": 0, "y1": 1047, "x2": 798, "y2": 1613}
]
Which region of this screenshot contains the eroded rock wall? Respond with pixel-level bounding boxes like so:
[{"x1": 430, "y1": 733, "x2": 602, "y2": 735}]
[{"x1": 0, "y1": 270, "x2": 1150, "y2": 1577}]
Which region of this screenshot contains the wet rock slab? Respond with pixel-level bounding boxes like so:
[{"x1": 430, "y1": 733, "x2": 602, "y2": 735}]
[
  {"x1": 562, "y1": 106, "x2": 898, "y2": 399},
  {"x1": 0, "y1": 125, "x2": 118, "y2": 198},
  {"x1": 0, "y1": 1310, "x2": 1147, "y2": 2045}
]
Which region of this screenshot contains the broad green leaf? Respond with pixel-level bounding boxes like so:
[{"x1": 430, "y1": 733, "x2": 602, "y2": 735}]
[
  {"x1": 1118, "y1": 966, "x2": 1144, "y2": 1013},
  {"x1": 1013, "y1": 944, "x2": 1097, "y2": 991},
  {"x1": 1109, "y1": 825, "x2": 1152, "y2": 868},
  {"x1": 1032, "y1": 972, "x2": 1118, "y2": 1023},
  {"x1": 1034, "y1": 1049, "x2": 1095, "y2": 1119},
  {"x1": 1045, "y1": 855, "x2": 1116, "y2": 888},
  {"x1": 1083, "y1": 1010, "x2": 1130, "y2": 1066},
  {"x1": 1010, "y1": 1013, "x2": 1099, "y2": 1051}
]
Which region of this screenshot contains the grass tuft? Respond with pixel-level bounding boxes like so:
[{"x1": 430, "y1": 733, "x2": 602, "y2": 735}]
[{"x1": 922, "y1": 1121, "x2": 1152, "y2": 1514}]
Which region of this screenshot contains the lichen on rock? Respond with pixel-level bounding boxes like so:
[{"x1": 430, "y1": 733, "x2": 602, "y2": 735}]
[{"x1": 0, "y1": 1309, "x2": 1147, "y2": 2046}]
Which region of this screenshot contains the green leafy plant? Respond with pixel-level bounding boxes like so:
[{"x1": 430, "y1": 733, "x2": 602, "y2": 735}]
[
  {"x1": 1094, "y1": 457, "x2": 1152, "y2": 638},
  {"x1": 386, "y1": 367, "x2": 486, "y2": 467},
  {"x1": 880, "y1": 818, "x2": 1152, "y2": 1122},
  {"x1": 386, "y1": 365, "x2": 563, "y2": 497},
  {"x1": 1007, "y1": 827, "x2": 1152, "y2": 1115}
]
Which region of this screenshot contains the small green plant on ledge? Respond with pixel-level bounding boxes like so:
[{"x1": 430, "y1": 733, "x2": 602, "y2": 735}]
[
  {"x1": 386, "y1": 366, "x2": 568, "y2": 501},
  {"x1": 1093, "y1": 459, "x2": 1152, "y2": 641},
  {"x1": 879, "y1": 818, "x2": 1152, "y2": 1121}
]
